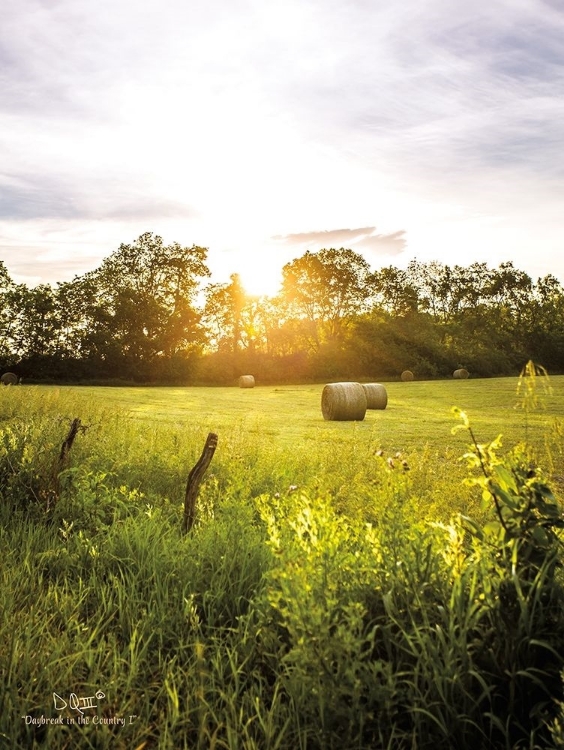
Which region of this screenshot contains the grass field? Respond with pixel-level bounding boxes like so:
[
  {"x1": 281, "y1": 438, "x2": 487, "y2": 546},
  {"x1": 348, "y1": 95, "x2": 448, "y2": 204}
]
[
  {"x1": 38, "y1": 375, "x2": 564, "y2": 512},
  {"x1": 1, "y1": 374, "x2": 563, "y2": 749},
  {"x1": 1, "y1": 375, "x2": 563, "y2": 532},
  {"x1": 61, "y1": 375, "x2": 564, "y2": 450}
]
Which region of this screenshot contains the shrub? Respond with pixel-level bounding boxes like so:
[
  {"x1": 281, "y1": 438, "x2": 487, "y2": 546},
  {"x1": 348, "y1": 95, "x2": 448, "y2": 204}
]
[{"x1": 454, "y1": 407, "x2": 564, "y2": 747}]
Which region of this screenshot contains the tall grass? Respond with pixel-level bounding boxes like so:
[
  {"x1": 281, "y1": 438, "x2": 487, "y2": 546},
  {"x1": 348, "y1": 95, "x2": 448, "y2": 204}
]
[{"x1": 0, "y1": 375, "x2": 563, "y2": 749}]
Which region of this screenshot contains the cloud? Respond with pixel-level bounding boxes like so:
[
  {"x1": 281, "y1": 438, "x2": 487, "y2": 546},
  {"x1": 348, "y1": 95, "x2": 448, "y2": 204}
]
[
  {"x1": 1, "y1": 0, "x2": 563, "y2": 286},
  {"x1": 0, "y1": 175, "x2": 196, "y2": 221},
  {"x1": 89, "y1": 191, "x2": 193, "y2": 221},
  {"x1": 356, "y1": 231, "x2": 407, "y2": 256},
  {"x1": 0, "y1": 182, "x2": 81, "y2": 220},
  {"x1": 260, "y1": 0, "x2": 564, "y2": 180},
  {"x1": 0, "y1": 241, "x2": 101, "y2": 286},
  {"x1": 272, "y1": 226, "x2": 407, "y2": 256},
  {"x1": 272, "y1": 227, "x2": 376, "y2": 246}
]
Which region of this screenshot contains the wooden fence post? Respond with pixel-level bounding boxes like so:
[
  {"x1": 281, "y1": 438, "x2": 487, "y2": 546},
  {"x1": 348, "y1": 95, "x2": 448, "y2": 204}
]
[
  {"x1": 53, "y1": 417, "x2": 82, "y2": 505},
  {"x1": 183, "y1": 432, "x2": 218, "y2": 534}
]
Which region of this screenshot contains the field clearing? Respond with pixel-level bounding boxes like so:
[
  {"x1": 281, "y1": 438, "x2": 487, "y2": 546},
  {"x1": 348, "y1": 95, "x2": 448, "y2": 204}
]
[
  {"x1": 53, "y1": 374, "x2": 564, "y2": 456},
  {"x1": 2, "y1": 377, "x2": 564, "y2": 748},
  {"x1": 2, "y1": 374, "x2": 562, "y2": 526}
]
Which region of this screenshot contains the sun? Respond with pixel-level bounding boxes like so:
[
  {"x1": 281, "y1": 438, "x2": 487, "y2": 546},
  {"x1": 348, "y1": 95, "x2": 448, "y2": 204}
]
[{"x1": 237, "y1": 260, "x2": 283, "y2": 299}]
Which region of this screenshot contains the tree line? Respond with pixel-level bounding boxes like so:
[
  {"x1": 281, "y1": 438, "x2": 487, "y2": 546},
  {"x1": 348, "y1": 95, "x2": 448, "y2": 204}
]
[{"x1": 1, "y1": 232, "x2": 563, "y2": 384}]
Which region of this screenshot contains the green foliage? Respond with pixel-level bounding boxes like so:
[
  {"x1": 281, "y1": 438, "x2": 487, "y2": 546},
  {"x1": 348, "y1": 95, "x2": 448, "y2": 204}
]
[
  {"x1": 549, "y1": 675, "x2": 564, "y2": 748},
  {"x1": 280, "y1": 248, "x2": 373, "y2": 346},
  {"x1": 1, "y1": 384, "x2": 564, "y2": 748},
  {"x1": 516, "y1": 359, "x2": 552, "y2": 412},
  {"x1": 255, "y1": 491, "x2": 398, "y2": 748},
  {"x1": 255, "y1": 471, "x2": 564, "y2": 748},
  {"x1": 4, "y1": 244, "x2": 564, "y2": 382},
  {"x1": 454, "y1": 406, "x2": 564, "y2": 746},
  {"x1": 0, "y1": 420, "x2": 61, "y2": 514}
]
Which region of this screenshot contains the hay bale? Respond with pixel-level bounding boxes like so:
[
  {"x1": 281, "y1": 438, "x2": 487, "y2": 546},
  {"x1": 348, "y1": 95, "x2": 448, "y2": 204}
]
[
  {"x1": 453, "y1": 368, "x2": 469, "y2": 379},
  {"x1": 362, "y1": 383, "x2": 388, "y2": 410},
  {"x1": 401, "y1": 370, "x2": 414, "y2": 382},
  {"x1": 239, "y1": 375, "x2": 255, "y2": 388},
  {"x1": 321, "y1": 382, "x2": 367, "y2": 421},
  {"x1": 1, "y1": 372, "x2": 18, "y2": 386}
]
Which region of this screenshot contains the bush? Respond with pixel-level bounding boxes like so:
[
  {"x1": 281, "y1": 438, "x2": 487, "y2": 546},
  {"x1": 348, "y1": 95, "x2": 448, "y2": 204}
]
[{"x1": 251, "y1": 414, "x2": 564, "y2": 748}]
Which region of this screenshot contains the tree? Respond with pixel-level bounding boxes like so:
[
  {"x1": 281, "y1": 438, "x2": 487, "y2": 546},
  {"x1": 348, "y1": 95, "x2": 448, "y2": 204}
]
[
  {"x1": 63, "y1": 233, "x2": 210, "y2": 379},
  {"x1": 371, "y1": 265, "x2": 419, "y2": 317},
  {"x1": 280, "y1": 248, "x2": 373, "y2": 348},
  {"x1": 203, "y1": 274, "x2": 248, "y2": 354},
  {"x1": 521, "y1": 274, "x2": 564, "y2": 371},
  {"x1": 402, "y1": 260, "x2": 494, "y2": 322},
  {"x1": 0, "y1": 261, "x2": 16, "y2": 364},
  {"x1": 5, "y1": 284, "x2": 60, "y2": 361},
  {"x1": 201, "y1": 274, "x2": 282, "y2": 382}
]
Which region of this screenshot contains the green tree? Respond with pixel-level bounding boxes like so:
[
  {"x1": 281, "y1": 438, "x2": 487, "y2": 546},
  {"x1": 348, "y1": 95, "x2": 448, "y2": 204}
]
[
  {"x1": 203, "y1": 274, "x2": 248, "y2": 354},
  {"x1": 5, "y1": 284, "x2": 60, "y2": 361},
  {"x1": 521, "y1": 274, "x2": 564, "y2": 371},
  {"x1": 68, "y1": 233, "x2": 210, "y2": 379},
  {"x1": 54, "y1": 274, "x2": 101, "y2": 361},
  {"x1": 280, "y1": 248, "x2": 373, "y2": 349},
  {"x1": 404, "y1": 260, "x2": 496, "y2": 323},
  {"x1": 371, "y1": 265, "x2": 419, "y2": 317},
  {"x1": 0, "y1": 261, "x2": 16, "y2": 364}
]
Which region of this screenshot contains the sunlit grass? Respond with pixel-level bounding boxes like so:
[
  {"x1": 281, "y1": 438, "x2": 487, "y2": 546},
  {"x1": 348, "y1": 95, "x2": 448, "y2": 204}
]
[
  {"x1": 27, "y1": 375, "x2": 564, "y2": 453},
  {"x1": 1, "y1": 376, "x2": 562, "y2": 524},
  {"x1": 1, "y1": 374, "x2": 563, "y2": 748}
]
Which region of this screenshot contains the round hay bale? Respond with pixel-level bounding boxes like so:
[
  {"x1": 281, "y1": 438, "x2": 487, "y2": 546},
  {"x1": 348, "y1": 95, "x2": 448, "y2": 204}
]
[
  {"x1": 321, "y1": 382, "x2": 367, "y2": 421},
  {"x1": 453, "y1": 368, "x2": 469, "y2": 379},
  {"x1": 400, "y1": 370, "x2": 414, "y2": 382},
  {"x1": 238, "y1": 375, "x2": 255, "y2": 388},
  {"x1": 1, "y1": 372, "x2": 18, "y2": 386},
  {"x1": 362, "y1": 383, "x2": 388, "y2": 410}
]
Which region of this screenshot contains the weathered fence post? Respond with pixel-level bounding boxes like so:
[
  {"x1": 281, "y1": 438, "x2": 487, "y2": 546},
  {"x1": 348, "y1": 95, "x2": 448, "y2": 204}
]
[
  {"x1": 183, "y1": 432, "x2": 218, "y2": 534},
  {"x1": 58, "y1": 418, "x2": 82, "y2": 469},
  {"x1": 53, "y1": 417, "x2": 82, "y2": 505}
]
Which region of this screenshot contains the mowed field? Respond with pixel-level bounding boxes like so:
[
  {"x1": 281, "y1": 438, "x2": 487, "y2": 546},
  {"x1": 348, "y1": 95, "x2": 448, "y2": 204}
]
[{"x1": 57, "y1": 374, "x2": 563, "y2": 455}]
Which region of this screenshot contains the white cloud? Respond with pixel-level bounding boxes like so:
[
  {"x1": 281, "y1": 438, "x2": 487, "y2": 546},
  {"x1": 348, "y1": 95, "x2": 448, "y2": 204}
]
[{"x1": 0, "y1": 0, "x2": 563, "y2": 288}]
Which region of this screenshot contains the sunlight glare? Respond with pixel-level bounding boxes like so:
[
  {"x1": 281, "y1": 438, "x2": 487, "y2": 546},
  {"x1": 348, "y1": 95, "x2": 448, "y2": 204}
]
[{"x1": 237, "y1": 259, "x2": 282, "y2": 298}]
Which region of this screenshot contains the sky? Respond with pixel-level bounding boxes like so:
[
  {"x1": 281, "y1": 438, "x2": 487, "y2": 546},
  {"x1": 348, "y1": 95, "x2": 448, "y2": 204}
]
[{"x1": 1, "y1": 0, "x2": 563, "y2": 297}]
